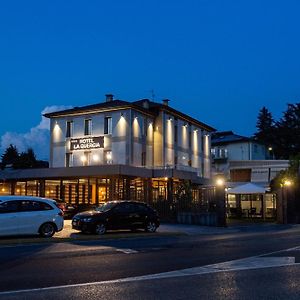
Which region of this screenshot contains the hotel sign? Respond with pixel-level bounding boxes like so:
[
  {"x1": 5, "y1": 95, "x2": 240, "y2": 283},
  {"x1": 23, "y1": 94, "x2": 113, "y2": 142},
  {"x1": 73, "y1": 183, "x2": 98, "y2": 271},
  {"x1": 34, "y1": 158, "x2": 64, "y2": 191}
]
[{"x1": 70, "y1": 136, "x2": 104, "y2": 151}]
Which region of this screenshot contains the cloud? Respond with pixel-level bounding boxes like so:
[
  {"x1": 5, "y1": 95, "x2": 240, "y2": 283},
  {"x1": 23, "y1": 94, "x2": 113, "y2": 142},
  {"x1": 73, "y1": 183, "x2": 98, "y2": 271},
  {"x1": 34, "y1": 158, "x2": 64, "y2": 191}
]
[{"x1": 0, "y1": 105, "x2": 72, "y2": 161}]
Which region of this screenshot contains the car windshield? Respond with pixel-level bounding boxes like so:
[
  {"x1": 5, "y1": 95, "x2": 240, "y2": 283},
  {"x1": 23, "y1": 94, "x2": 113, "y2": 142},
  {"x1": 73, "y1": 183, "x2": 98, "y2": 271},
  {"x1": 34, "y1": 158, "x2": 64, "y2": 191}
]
[{"x1": 96, "y1": 202, "x2": 117, "y2": 212}]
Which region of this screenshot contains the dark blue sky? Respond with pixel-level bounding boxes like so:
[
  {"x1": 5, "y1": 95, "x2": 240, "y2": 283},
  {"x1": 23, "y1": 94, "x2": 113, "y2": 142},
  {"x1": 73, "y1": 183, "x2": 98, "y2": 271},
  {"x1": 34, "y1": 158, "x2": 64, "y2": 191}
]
[{"x1": 0, "y1": 0, "x2": 299, "y2": 158}]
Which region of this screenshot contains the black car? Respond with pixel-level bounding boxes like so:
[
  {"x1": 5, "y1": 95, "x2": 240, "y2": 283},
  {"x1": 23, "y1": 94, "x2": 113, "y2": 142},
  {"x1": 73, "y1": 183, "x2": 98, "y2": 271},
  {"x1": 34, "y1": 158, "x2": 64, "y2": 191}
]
[{"x1": 72, "y1": 201, "x2": 160, "y2": 235}]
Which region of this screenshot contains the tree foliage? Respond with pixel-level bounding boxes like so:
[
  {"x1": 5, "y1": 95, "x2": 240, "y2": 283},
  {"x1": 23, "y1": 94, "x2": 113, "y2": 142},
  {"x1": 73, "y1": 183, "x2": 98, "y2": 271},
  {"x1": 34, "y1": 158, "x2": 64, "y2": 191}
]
[
  {"x1": 254, "y1": 106, "x2": 275, "y2": 145},
  {"x1": 254, "y1": 103, "x2": 300, "y2": 160},
  {"x1": 1, "y1": 144, "x2": 19, "y2": 168},
  {"x1": 271, "y1": 154, "x2": 300, "y2": 191},
  {"x1": 1, "y1": 145, "x2": 48, "y2": 169}
]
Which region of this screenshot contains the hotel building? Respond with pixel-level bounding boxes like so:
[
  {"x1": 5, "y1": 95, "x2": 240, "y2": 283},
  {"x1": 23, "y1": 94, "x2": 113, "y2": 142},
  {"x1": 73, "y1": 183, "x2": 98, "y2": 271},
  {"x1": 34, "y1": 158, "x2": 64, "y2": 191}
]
[{"x1": 0, "y1": 95, "x2": 215, "y2": 218}]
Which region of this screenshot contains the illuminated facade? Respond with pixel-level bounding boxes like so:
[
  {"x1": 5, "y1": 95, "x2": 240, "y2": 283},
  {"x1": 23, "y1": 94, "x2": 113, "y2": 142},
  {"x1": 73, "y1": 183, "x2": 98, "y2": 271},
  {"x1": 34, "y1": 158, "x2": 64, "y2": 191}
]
[
  {"x1": 0, "y1": 95, "x2": 216, "y2": 219},
  {"x1": 47, "y1": 95, "x2": 213, "y2": 176}
]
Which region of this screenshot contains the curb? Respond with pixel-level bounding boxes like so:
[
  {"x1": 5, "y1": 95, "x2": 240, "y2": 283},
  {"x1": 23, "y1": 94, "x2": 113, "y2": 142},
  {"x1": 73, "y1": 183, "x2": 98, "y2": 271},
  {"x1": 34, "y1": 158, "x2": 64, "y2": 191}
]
[{"x1": 0, "y1": 231, "x2": 185, "y2": 247}]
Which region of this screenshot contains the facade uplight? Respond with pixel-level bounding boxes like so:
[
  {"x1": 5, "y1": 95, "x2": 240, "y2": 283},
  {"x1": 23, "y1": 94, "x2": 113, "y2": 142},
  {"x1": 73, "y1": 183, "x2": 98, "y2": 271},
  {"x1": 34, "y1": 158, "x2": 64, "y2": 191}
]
[
  {"x1": 93, "y1": 154, "x2": 99, "y2": 161},
  {"x1": 106, "y1": 152, "x2": 112, "y2": 160}
]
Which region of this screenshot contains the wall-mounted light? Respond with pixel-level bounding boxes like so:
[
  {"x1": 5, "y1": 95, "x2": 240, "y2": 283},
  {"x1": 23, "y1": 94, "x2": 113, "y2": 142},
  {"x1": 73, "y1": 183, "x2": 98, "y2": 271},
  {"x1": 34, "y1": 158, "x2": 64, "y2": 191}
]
[
  {"x1": 183, "y1": 123, "x2": 188, "y2": 127},
  {"x1": 168, "y1": 117, "x2": 172, "y2": 121},
  {"x1": 93, "y1": 154, "x2": 99, "y2": 161},
  {"x1": 81, "y1": 155, "x2": 87, "y2": 162},
  {"x1": 194, "y1": 129, "x2": 198, "y2": 132},
  {"x1": 106, "y1": 152, "x2": 112, "y2": 160}
]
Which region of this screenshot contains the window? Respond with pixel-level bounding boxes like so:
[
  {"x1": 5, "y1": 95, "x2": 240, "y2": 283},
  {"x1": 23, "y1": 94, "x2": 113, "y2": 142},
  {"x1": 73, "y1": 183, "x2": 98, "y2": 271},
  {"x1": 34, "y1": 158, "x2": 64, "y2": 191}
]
[
  {"x1": 66, "y1": 153, "x2": 73, "y2": 167},
  {"x1": 114, "y1": 203, "x2": 135, "y2": 213},
  {"x1": 104, "y1": 150, "x2": 112, "y2": 164},
  {"x1": 82, "y1": 151, "x2": 91, "y2": 166},
  {"x1": 188, "y1": 130, "x2": 192, "y2": 148},
  {"x1": 142, "y1": 118, "x2": 147, "y2": 136},
  {"x1": 174, "y1": 125, "x2": 178, "y2": 143},
  {"x1": 141, "y1": 152, "x2": 146, "y2": 166},
  {"x1": 136, "y1": 203, "x2": 150, "y2": 212},
  {"x1": 0, "y1": 201, "x2": 19, "y2": 213},
  {"x1": 20, "y1": 201, "x2": 53, "y2": 212},
  {"x1": 104, "y1": 117, "x2": 112, "y2": 134},
  {"x1": 66, "y1": 121, "x2": 73, "y2": 138},
  {"x1": 84, "y1": 119, "x2": 92, "y2": 136}
]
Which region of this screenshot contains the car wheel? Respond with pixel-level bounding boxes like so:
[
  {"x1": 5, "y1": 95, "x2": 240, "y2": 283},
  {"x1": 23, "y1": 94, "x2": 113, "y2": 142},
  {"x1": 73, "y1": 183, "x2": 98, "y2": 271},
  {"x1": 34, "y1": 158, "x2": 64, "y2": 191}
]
[
  {"x1": 39, "y1": 222, "x2": 56, "y2": 238},
  {"x1": 94, "y1": 223, "x2": 106, "y2": 235},
  {"x1": 145, "y1": 221, "x2": 157, "y2": 233}
]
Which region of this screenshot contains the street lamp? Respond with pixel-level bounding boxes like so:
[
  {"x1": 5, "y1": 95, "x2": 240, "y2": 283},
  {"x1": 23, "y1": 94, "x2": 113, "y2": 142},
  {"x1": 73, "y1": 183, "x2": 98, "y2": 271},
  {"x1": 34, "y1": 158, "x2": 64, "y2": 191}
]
[
  {"x1": 214, "y1": 176, "x2": 226, "y2": 227},
  {"x1": 281, "y1": 178, "x2": 293, "y2": 224}
]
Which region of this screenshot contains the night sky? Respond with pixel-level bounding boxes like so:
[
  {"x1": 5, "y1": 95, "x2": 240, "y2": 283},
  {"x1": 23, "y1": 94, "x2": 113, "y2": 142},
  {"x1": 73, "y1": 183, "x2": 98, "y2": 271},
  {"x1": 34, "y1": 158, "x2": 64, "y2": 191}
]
[{"x1": 0, "y1": 0, "x2": 299, "y2": 159}]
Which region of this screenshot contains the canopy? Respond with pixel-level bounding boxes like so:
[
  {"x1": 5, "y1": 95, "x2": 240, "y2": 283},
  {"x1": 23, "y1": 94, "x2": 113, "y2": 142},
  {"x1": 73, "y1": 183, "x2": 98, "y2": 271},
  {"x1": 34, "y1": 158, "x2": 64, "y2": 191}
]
[{"x1": 226, "y1": 183, "x2": 266, "y2": 194}]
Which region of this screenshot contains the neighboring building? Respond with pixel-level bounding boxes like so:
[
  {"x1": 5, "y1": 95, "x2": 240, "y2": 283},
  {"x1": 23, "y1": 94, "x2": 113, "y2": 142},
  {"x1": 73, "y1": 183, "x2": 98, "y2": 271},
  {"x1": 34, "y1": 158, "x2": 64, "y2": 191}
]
[
  {"x1": 211, "y1": 131, "x2": 270, "y2": 176},
  {"x1": 211, "y1": 130, "x2": 289, "y2": 185},
  {"x1": 211, "y1": 131, "x2": 289, "y2": 220},
  {"x1": 0, "y1": 95, "x2": 216, "y2": 219}
]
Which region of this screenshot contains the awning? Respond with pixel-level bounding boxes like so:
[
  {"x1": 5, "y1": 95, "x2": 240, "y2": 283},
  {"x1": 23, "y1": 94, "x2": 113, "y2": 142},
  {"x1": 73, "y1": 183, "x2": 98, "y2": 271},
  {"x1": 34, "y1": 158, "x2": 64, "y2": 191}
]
[{"x1": 226, "y1": 183, "x2": 266, "y2": 194}]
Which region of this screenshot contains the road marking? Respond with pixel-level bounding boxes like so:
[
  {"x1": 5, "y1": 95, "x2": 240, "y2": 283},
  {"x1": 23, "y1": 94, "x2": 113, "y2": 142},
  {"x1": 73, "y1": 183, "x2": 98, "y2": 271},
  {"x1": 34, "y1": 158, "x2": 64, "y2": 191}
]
[
  {"x1": 0, "y1": 249, "x2": 298, "y2": 296},
  {"x1": 116, "y1": 248, "x2": 138, "y2": 254}
]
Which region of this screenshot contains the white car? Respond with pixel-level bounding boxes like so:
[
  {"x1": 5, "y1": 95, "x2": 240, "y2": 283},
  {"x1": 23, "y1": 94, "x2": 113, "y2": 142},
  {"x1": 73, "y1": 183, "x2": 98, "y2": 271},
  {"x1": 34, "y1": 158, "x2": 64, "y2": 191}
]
[{"x1": 0, "y1": 196, "x2": 64, "y2": 237}]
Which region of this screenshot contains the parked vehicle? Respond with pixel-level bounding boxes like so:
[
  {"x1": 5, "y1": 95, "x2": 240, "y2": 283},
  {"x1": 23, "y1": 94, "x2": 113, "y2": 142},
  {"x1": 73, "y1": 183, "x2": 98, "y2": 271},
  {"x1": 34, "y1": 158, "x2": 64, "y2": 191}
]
[
  {"x1": 55, "y1": 199, "x2": 97, "y2": 219},
  {"x1": 0, "y1": 196, "x2": 64, "y2": 237},
  {"x1": 72, "y1": 201, "x2": 160, "y2": 235}
]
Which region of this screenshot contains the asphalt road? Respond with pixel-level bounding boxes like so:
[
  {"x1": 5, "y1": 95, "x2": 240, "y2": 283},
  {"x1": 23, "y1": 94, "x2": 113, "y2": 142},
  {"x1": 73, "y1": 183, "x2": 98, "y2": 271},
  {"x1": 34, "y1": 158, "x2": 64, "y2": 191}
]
[{"x1": 1, "y1": 225, "x2": 300, "y2": 299}]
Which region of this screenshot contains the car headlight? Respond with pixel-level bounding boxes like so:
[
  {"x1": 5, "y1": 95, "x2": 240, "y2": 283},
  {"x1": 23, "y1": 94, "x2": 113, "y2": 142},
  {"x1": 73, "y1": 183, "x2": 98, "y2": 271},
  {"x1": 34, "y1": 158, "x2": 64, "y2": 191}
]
[{"x1": 83, "y1": 217, "x2": 93, "y2": 222}]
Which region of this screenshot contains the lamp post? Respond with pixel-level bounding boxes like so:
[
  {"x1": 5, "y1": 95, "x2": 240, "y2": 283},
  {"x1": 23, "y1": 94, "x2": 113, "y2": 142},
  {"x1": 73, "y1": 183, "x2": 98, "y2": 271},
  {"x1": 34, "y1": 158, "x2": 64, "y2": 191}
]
[
  {"x1": 215, "y1": 177, "x2": 227, "y2": 227},
  {"x1": 281, "y1": 179, "x2": 293, "y2": 224},
  {"x1": 268, "y1": 147, "x2": 275, "y2": 160}
]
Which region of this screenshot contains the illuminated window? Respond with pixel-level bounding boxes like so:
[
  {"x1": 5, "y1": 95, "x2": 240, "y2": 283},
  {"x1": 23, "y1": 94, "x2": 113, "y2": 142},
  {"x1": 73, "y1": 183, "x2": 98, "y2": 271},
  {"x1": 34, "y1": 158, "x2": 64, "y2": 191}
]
[
  {"x1": 104, "y1": 117, "x2": 112, "y2": 134},
  {"x1": 84, "y1": 119, "x2": 92, "y2": 136},
  {"x1": 66, "y1": 121, "x2": 73, "y2": 138}
]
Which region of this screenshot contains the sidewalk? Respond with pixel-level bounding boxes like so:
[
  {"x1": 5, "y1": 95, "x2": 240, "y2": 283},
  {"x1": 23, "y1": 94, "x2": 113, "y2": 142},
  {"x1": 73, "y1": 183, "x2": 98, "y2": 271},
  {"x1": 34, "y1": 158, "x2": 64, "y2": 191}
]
[{"x1": 1, "y1": 220, "x2": 299, "y2": 246}]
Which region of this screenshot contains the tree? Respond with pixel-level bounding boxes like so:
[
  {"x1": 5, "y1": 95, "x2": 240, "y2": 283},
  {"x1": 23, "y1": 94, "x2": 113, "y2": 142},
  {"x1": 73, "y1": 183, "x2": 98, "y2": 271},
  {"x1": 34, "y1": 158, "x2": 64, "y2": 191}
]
[
  {"x1": 271, "y1": 155, "x2": 300, "y2": 190},
  {"x1": 254, "y1": 106, "x2": 275, "y2": 156},
  {"x1": 14, "y1": 148, "x2": 37, "y2": 169},
  {"x1": 275, "y1": 103, "x2": 300, "y2": 159},
  {"x1": 1, "y1": 144, "x2": 19, "y2": 169}
]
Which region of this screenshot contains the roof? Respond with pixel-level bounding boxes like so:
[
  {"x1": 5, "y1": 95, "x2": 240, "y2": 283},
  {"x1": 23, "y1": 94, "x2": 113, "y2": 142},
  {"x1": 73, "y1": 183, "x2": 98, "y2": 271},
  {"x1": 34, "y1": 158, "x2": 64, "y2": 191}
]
[
  {"x1": 0, "y1": 195, "x2": 56, "y2": 202},
  {"x1": 43, "y1": 99, "x2": 155, "y2": 118},
  {"x1": 226, "y1": 182, "x2": 266, "y2": 194},
  {"x1": 212, "y1": 131, "x2": 253, "y2": 145},
  {"x1": 134, "y1": 100, "x2": 215, "y2": 131},
  {"x1": 44, "y1": 97, "x2": 215, "y2": 132}
]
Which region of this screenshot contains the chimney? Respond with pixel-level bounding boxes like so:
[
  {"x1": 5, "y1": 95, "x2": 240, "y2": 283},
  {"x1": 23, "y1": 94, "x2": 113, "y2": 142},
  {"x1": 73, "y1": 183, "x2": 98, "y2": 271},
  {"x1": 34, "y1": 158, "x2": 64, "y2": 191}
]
[
  {"x1": 105, "y1": 94, "x2": 114, "y2": 102},
  {"x1": 162, "y1": 99, "x2": 170, "y2": 106},
  {"x1": 143, "y1": 99, "x2": 149, "y2": 109}
]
